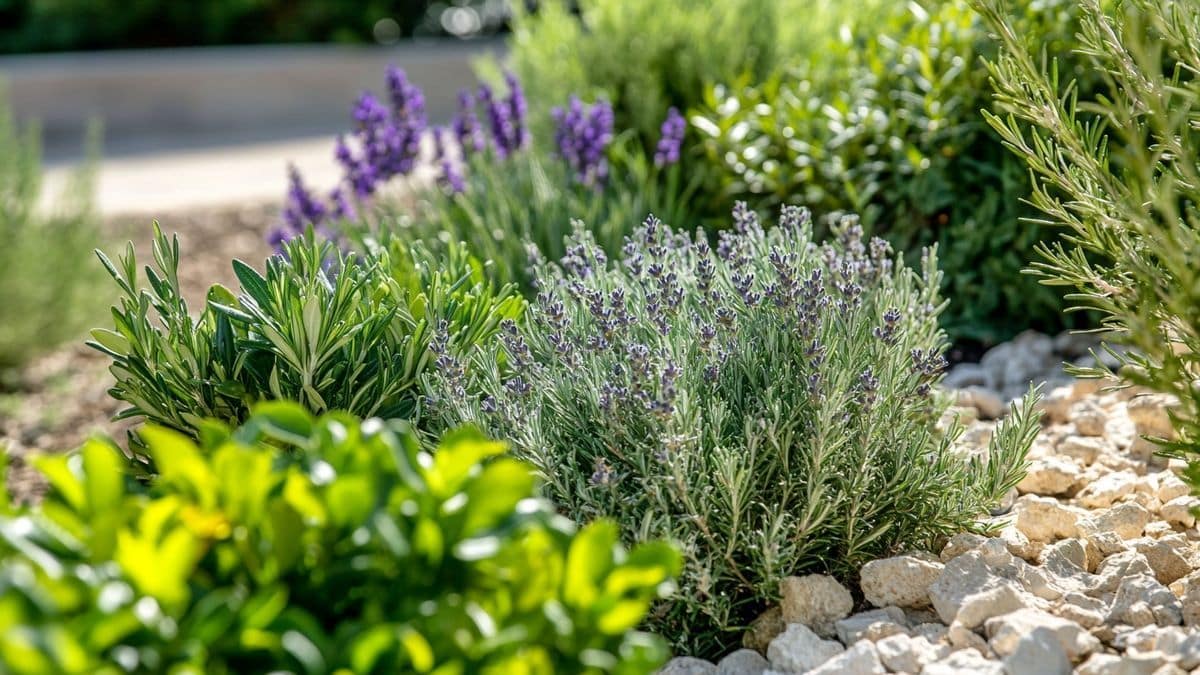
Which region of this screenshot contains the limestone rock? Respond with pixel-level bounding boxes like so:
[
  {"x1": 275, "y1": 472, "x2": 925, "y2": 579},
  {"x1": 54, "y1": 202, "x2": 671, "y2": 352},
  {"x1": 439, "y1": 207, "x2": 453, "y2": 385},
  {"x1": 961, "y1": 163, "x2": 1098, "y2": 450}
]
[
  {"x1": 779, "y1": 575, "x2": 853, "y2": 636},
  {"x1": 941, "y1": 533, "x2": 988, "y2": 562},
  {"x1": 1159, "y1": 496, "x2": 1197, "y2": 529},
  {"x1": 1126, "y1": 394, "x2": 1179, "y2": 440},
  {"x1": 1109, "y1": 575, "x2": 1183, "y2": 627},
  {"x1": 956, "y1": 584, "x2": 1034, "y2": 630},
  {"x1": 742, "y1": 607, "x2": 784, "y2": 653},
  {"x1": 807, "y1": 640, "x2": 885, "y2": 675},
  {"x1": 1128, "y1": 538, "x2": 1192, "y2": 585},
  {"x1": 957, "y1": 386, "x2": 1006, "y2": 420},
  {"x1": 659, "y1": 657, "x2": 717, "y2": 675},
  {"x1": 860, "y1": 555, "x2": 942, "y2": 609},
  {"x1": 1017, "y1": 456, "x2": 1083, "y2": 496},
  {"x1": 985, "y1": 608, "x2": 1100, "y2": 661},
  {"x1": 1057, "y1": 436, "x2": 1111, "y2": 465},
  {"x1": 1078, "y1": 502, "x2": 1151, "y2": 540},
  {"x1": 1003, "y1": 626, "x2": 1072, "y2": 675},
  {"x1": 1069, "y1": 399, "x2": 1109, "y2": 437},
  {"x1": 766, "y1": 623, "x2": 844, "y2": 673},
  {"x1": 715, "y1": 649, "x2": 769, "y2": 675},
  {"x1": 835, "y1": 607, "x2": 907, "y2": 645},
  {"x1": 1170, "y1": 572, "x2": 1200, "y2": 627},
  {"x1": 920, "y1": 649, "x2": 1004, "y2": 675},
  {"x1": 875, "y1": 634, "x2": 945, "y2": 674},
  {"x1": 1076, "y1": 471, "x2": 1138, "y2": 509},
  {"x1": 1013, "y1": 495, "x2": 1083, "y2": 542}
]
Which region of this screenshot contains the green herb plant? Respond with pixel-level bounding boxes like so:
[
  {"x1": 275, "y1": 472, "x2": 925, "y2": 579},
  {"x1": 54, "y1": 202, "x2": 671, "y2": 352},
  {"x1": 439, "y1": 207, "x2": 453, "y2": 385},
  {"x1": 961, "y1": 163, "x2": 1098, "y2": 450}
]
[
  {"x1": 0, "y1": 403, "x2": 681, "y2": 673},
  {"x1": 429, "y1": 204, "x2": 1040, "y2": 656},
  {"x1": 978, "y1": 0, "x2": 1200, "y2": 494},
  {"x1": 91, "y1": 228, "x2": 522, "y2": 459}
]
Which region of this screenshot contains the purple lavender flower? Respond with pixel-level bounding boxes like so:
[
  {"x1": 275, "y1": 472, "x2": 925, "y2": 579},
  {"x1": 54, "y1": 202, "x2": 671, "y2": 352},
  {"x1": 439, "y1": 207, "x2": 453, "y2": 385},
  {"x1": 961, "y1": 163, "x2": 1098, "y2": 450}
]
[
  {"x1": 452, "y1": 89, "x2": 486, "y2": 156},
  {"x1": 504, "y1": 71, "x2": 530, "y2": 151},
  {"x1": 654, "y1": 106, "x2": 686, "y2": 167},
  {"x1": 478, "y1": 74, "x2": 530, "y2": 159},
  {"x1": 552, "y1": 96, "x2": 614, "y2": 188},
  {"x1": 282, "y1": 164, "x2": 327, "y2": 233},
  {"x1": 433, "y1": 127, "x2": 465, "y2": 194},
  {"x1": 328, "y1": 186, "x2": 355, "y2": 221}
]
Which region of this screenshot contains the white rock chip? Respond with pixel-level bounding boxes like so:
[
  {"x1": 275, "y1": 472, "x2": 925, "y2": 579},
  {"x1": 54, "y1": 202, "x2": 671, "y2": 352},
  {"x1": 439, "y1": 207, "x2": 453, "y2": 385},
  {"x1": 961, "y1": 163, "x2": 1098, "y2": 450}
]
[
  {"x1": 766, "y1": 623, "x2": 844, "y2": 673},
  {"x1": 1070, "y1": 399, "x2": 1109, "y2": 436},
  {"x1": 859, "y1": 555, "x2": 942, "y2": 609},
  {"x1": 1128, "y1": 538, "x2": 1192, "y2": 585},
  {"x1": 875, "y1": 633, "x2": 945, "y2": 674},
  {"x1": 1126, "y1": 394, "x2": 1179, "y2": 440},
  {"x1": 715, "y1": 649, "x2": 769, "y2": 675},
  {"x1": 1108, "y1": 575, "x2": 1183, "y2": 627},
  {"x1": 1057, "y1": 436, "x2": 1111, "y2": 465},
  {"x1": 957, "y1": 386, "x2": 1006, "y2": 420},
  {"x1": 920, "y1": 649, "x2": 1004, "y2": 675},
  {"x1": 834, "y1": 607, "x2": 907, "y2": 645},
  {"x1": 1013, "y1": 495, "x2": 1083, "y2": 542},
  {"x1": 1018, "y1": 456, "x2": 1083, "y2": 496},
  {"x1": 985, "y1": 608, "x2": 1100, "y2": 661},
  {"x1": 1159, "y1": 496, "x2": 1197, "y2": 529},
  {"x1": 806, "y1": 640, "x2": 885, "y2": 675},
  {"x1": 659, "y1": 657, "x2": 716, "y2": 675},
  {"x1": 1002, "y1": 626, "x2": 1072, "y2": 675},
  {"x1": 779, "y1": 574, "x2": 853, "y2": 636},
  {"x1": 1078, "y1": 502, "x2": 1152, "y2": 540},
  {"x1": 956, "y1": 584, "x2": 1034, "y2": 630},
  {"x1": 1076, "y1": 471, "x2": 1138, "y2": 509}
]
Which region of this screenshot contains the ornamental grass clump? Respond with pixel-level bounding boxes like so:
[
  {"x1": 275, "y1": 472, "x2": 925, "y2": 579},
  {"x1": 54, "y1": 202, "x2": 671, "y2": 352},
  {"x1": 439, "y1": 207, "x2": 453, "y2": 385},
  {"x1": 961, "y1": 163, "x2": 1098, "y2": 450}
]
[
  {"x1": 977, "y1": 0, "x2": 1200, "y2": 494},
  {"x1": 429, "y1": 204, "x2": 1040, "y2": 655},
  {"x1": 91, "y1": 227, "x2": 521, "y2": 462}
]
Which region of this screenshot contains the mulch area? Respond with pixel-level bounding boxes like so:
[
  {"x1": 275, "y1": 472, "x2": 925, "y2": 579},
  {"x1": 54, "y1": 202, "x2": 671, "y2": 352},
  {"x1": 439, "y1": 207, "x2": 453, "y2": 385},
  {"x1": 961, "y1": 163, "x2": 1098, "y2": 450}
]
[{"x1": 0, "y1": 202, "x2": 276, "y2": 502}]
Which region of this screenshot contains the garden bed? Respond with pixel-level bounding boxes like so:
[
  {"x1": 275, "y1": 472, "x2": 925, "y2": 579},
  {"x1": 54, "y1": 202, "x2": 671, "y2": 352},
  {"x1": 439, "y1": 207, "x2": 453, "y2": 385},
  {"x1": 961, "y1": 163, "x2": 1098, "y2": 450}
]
[{"x1": 0, "y1": 201, "x2": 275, "y2": 501}]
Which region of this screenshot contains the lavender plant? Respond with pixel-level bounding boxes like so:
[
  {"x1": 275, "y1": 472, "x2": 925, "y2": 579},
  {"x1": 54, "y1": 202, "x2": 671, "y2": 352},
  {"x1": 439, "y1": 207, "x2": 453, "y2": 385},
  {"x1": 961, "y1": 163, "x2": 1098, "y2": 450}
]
[
  {"x1": 428, "y1": 204, "x2": 1040, "y2": 654},
  {"x1": 90, "y1": 226, "x2": 522, "y2": 464}
]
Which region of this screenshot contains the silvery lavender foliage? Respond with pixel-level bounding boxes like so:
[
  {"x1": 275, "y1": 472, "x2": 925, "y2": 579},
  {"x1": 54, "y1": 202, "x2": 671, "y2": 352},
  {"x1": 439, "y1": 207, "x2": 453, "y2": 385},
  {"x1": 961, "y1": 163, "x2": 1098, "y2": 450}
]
[
  {"x1": 654, "y1": 107, "x2": 686, "y2": 167},
  {"x1": 552, "y1": 96, "x2": 615, "y2": 188},
  {"x1": 429, "y1": 203, "x2": 1040, "y2": 656}
]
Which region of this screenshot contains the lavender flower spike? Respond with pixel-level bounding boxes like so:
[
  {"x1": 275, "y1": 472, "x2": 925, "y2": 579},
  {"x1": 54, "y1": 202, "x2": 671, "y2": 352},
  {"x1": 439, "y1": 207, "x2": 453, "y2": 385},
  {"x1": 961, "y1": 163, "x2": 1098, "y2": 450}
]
[
  {"x1": 452, "y1": 89, "x2": 486, "y2": 156},
  {"x1": 504, "y1": 71, "x2": 530, "y2": 151},
  {"x1": 654, "y1": 106, "x2": 686, "y2": 167},
  {"x1": 282, "y1": 164, "x2": 327, "y2": 232},
  {"x1": 552, "y1": 96, "x2": 614, "y2": 188},
  {"x1": 433, "y1": 126, "x2": 466, "y2": 194}
]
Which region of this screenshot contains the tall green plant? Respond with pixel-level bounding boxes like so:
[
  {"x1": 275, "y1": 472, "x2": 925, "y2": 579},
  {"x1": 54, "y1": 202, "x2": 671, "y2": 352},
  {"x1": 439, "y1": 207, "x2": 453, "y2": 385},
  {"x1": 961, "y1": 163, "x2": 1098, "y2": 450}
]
[
  {"x1": 91, "y1": 228, "x2": 522, "y2": 457},
  {"x1": 976, "y1": 0, "x2": 1200, "y2": 493},
  {"x1": 0, "y1": 88, "x2": 104, "y2": 376},
  {"x1": 429, "y1": 204, "x2": 1040, "y2": 656},
  {"x1": 0, "y1": 404, "x2": 681, "y2": 673},
  {"x1": 689, "y1": 0, "x2": 1100, "y2": 342}
]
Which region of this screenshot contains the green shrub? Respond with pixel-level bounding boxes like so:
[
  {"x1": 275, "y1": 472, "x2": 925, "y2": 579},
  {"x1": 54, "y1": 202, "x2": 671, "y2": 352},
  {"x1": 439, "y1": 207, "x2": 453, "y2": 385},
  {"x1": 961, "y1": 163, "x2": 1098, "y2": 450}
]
[
  {"x1": 90, "y1": 227, "x2": 522, "y2": 456},
  {"x1": 0, "y1": 403, "x2": 681, "y2": 673},
  {"x1": 356, "y1": 134, "x2": 697, "y2": 292},
  {"x1": 497, "y1": 0, "x2": 872, "y2": 150},
  {"x1": 0, "y1": 88, "x2": 104, "y2": 376},
  {"x1": 977, "y1": 0, "x2": 1200, "y2": 494},
  {"x1": 428, "y1": 204, "x2": 1041, "y2": 656},
  {"x1": 688, "y1": 0, "x2": 1101, "y2": 343}
]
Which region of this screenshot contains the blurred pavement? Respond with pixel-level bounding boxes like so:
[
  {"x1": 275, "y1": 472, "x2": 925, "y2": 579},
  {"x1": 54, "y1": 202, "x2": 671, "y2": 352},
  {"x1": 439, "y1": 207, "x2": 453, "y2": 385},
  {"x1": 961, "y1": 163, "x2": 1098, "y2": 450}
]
[{"x1": 3, "y1": 39, "x2": 501, "y2": 216}]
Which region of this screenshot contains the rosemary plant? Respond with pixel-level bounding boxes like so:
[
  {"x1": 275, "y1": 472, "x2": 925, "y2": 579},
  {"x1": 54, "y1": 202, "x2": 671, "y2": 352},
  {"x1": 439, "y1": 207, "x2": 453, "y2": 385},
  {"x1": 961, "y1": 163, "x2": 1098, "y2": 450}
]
[
  {"x1": 90, "y1": 227, "x2": 522, "y2": 460},
  {"x1": 428, "y1": 204, "x2": 1040, "y2": 656},
  {"x1": 977, "y1": 0, "x2": 1200, "y2": 492}
]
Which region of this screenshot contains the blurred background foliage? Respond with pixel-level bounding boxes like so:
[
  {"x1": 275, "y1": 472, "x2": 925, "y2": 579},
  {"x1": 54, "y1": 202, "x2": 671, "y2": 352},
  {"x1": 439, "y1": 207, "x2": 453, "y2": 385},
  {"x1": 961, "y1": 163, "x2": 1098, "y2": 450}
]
[{"x1": 0, "y1": 0, "x2": 512, "y2": 53}]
